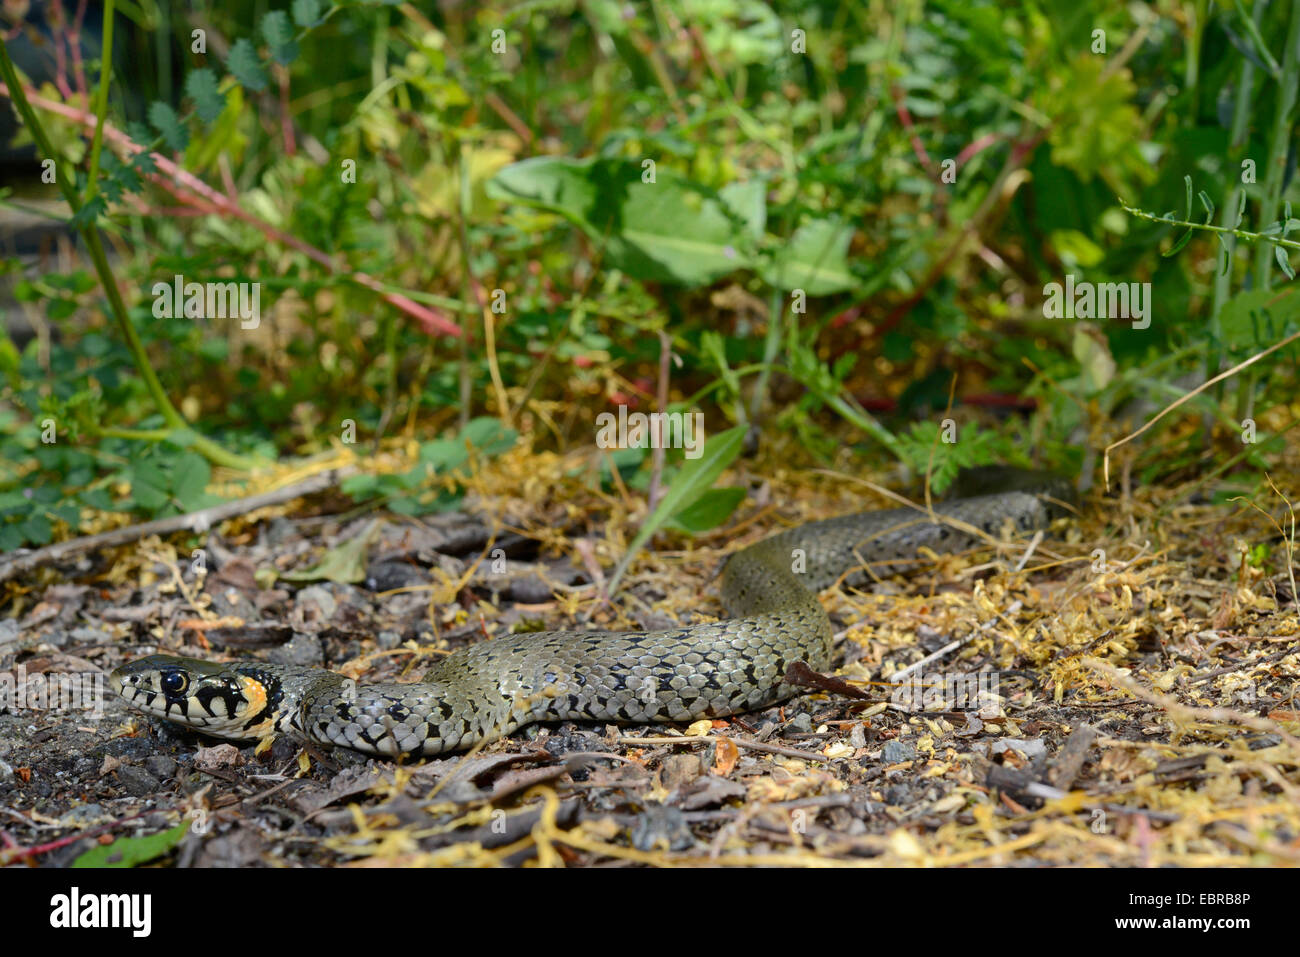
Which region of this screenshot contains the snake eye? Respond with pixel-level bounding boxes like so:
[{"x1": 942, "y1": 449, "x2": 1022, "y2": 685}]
[{"x1": 160, "y1": 671, "x2": 189, "y2": 695}]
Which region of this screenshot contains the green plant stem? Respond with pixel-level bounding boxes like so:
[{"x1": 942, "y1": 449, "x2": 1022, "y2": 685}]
[
  {"x1": 1251, "y1": 1, "x2": 1300, "y2": 286},
  {"x1": 0, "y1": 39, "x2": 262, "y2": 472},
  {"x1": 1211, "y1": 0, "x2": 1266, "y2": 363},
  {"x1": 1233, "y1": 0, "x2": 1282, "y2": 79},
  {"x1": 1242, "y1": 0, "x2": 1300, "y2": 422},
  {"x1": 98, "y1": 427, "x2": 173, "y2": 442},
  {"x1": 746, "y1": 288, "x2": 784, "y2": 426},
  {"x1": 1120, "y1": 201, "x2": 1300, "y2": 251},
  {"x1": 83, "y1": 0, "x2": 115, "y2": 201},
  {"x1": 1209, "y1": 0, "x2": 1268, "y2": 414}
]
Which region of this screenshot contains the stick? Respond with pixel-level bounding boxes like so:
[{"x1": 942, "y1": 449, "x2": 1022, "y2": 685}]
[
  {"x1": 616, "y1": 735, "x2": 837, "y2": 763},
  {"x1": 892, "y1": 599, "x2": 1023, "y2": 683},
  {"x1": 0, "y1": 469, "x2": 349, "y2": 584}
]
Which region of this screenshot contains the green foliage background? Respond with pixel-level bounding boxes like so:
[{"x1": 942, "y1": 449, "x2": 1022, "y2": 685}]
[{"x1": 2, "y1": 0, "x2": 1299, "y2": 549}]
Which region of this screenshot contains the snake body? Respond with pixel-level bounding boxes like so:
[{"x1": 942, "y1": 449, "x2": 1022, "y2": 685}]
[{"x1": 110, "y1": 480, "x2": 1067, "y2": 758}]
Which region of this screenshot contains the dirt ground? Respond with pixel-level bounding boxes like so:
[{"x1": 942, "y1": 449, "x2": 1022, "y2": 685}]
[{"x1": 3, "y1": 446, "x2": 1299, "y2": 867}]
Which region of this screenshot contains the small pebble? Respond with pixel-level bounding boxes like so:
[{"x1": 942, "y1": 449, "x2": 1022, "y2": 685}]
[{"x1": 882, "y1": 740, "x2": 916, "y2": 764}]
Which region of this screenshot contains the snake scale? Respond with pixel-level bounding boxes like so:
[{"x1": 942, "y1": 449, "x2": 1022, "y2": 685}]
[{"x1": 110, "y1": 473, "x2": 1071, "y2": 758}]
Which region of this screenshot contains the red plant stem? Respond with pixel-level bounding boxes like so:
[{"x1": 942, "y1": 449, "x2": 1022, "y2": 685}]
[
  {"x1": 278, "y1": 65, "x2": 296, "y2": 157},
  {"x1": 955, "y1": 133, "x2": 999, "y2": 169},
  {"x1": 0, "y1": 82, "x2": 463, "y2": 339},
  {"x1": 891, "y1": 83, "x2": 934, "y2": 175},
  {"x1": 0, "y1": 808, "x2": 156, "y2": 864},
  {"x1": 70, "y1": 0, "x2": 90, "y2": 105},
  {"x1": 48, "y1": 1, "x2": 75, "y2": 101}
]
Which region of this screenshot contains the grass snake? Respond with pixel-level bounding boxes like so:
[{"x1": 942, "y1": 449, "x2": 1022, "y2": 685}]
[{"x1": 110, "y1": 471, "x2": 1072, "y2": 758}]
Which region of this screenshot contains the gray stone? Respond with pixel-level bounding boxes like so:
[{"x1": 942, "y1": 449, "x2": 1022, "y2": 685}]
[
  {"x1": 269, "y1": 633, "x2": 324, "y2": 668},
  {"x1": 882, "y1": 740, "x2": 916, "y2": 764},
  {"x1": 786, "y1": 713, "x2": 814, "y2": 734},
  {"x1": 144, "y1": 755, "x2": 177, "y2": 780},
  {"x1": 116, "y1": 765, "x2": 159, "y2": 797}
]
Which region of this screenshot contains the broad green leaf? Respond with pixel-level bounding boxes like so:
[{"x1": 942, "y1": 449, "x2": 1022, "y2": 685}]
[
  {"x1": 418, "y1": 438, "x2": 468, "y2": 471},
  {"x1": 20, "y1": 512, "x2": 52, "y2": 544},
  {"x1": 719, "y1": 180, "x2": 767, "y2": 241},
  {"x1": 340, "y1": 474, "x2": 379, "y2": 499},
  {"x1": 667, "y1": 486, "x2": 746, "y2": 534},
  {"x1": 761, "y1": 217, "x2": 856, "y2": 295},
  {"x1": 130, "y1": 461, "x2": 170, "y2": 511},
  {"x1": 0, "y1": 525, "x2": 23, "y2": 552},
  {"x1": 607, "y1": 425, "x2": 746, "y2": 594},
  {"x1": 292, "y1": 0, "x2": 323, "y2": 27},
  {"x1": 171, "y1": 452, "x2": 212, "y2": 511},
  {"x1": 488, "y1": 157, "x2": 752, "y2": 286},
  {"x1": 72, "y1": 821, "x2": 189, "y2": 868},
  {"x1": 0, "y1": 491, "x2": 29, "y2": 511},
  {"x1": 281, "y1": 520, "x2": 382, "y2": 583},
  {"x1": 460, "y1": 416, "x2": 517, "y2": 456}
]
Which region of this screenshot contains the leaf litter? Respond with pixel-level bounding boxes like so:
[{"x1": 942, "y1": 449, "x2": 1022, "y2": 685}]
[{"x1": 2, "y1": 434, "x2": 1299, "y2": 867}]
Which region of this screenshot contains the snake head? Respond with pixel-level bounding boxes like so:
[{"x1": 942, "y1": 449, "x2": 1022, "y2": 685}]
[{"x1": 110, "y1": 655, "x2": 276, "y2": 740}]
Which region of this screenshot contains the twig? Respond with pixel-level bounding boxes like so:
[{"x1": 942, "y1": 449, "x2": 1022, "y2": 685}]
[
  {"x1": 892, "y1": 600, "x2": 1023, "y2": 683},
  {"x1": 1102, "y1": 322, "x2": 1300, "y2": 488},
  {"x1": 1083, "y1": 657, "x2": 1300, "y2": 757},
  {"x1": 616, "y1": 734, "x2": 838, "y2": 763},
  {"x1": 0, "y1": 469, "x2": 351, "y2": 584},
  {"x1": 1014, "y1": 530, "x2": 1044, "y2": 572}
]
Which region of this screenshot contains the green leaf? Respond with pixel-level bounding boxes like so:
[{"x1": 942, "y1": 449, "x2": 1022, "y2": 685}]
[
  {"x1": 488, "y1": 157, "x2": 752, "y2": 286},
  {"x1": 1164, "y1": 228, "x2": 1195, "y2": 257},
  {"x1": 72, "y1": 821, "x2": 189, "y2": 868},
  {"x1": 719, "y1": 180, "x2": 767, "y2": 241},
  {"x1": 1217, "y1": 287, "x2": 1300, "y2": 351},
  {"x1": 185, "y1": 69, "x2": 226, "y2": 124},
  {"x1": 1275, "y1": 244, "x2": 1295, "y2": 281},
  {"x1": 46, "y1": 298, "x2": 77, "y2": 321},
  {"x1": 281, "y1": 520, "x2": 381, "y2": 583},
  {"x1": 340, "y1": 474, "x2": 379, "y2": 499},
  {"x1": 227, "y1": 38, "x2": 269, "y2": 92},
  {"x1": 417, "y1": 438, "x2": 468, "y2": 471},
  {"x1": 261, "y1": 11, "x2": 300, "y2": 64},
  {"x1": 667, "y1": 486, "x2": 745, "y2": 534},
  {"x1": 71, "y1": 193, "x2": 107, "y2": 227},
  {"x1": 0, "y1": 525, "x2": 23, "y2": 552},
  {"x1": 292, "y1": 0, "x2": 323, "y2": 27},
  {"x1": 460, "y1": 416, "x2": 517, "y2": 456},
  {"x1": 761, "y1": 217, "x2": 856, "y2": 295},
  {"x1": 20, "y1": 512, "x2": 52, "y2": 545},
  {"x1": 0, "y1": 491, "x2": 29, "y2": 512},
  {"x1": 607, "y1": 425, "x2": 746, "y2": 594},
  {"x1": 147, "y1": 101, "x2": 189, "y2": 153},
  {"x1": 171, "y1": 452, "x2": 212, "y2": 511},
  {"x1": 130, "y1": 461, "x2": 170, "y2": 511},
  {"x1": 80, "y1": 488, "x2": 114, "y2": 510}
]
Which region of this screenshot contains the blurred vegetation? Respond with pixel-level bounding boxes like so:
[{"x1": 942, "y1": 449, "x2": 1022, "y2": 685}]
[{"x1": 1, "y1": 0, "x2": 1299, "y2": 552}]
